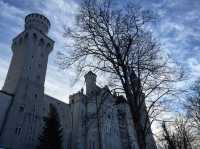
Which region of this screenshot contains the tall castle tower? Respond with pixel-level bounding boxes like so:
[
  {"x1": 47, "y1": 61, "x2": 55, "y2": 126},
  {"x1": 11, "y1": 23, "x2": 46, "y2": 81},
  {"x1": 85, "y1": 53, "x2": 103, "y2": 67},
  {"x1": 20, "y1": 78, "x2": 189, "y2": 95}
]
[
  {"x1": 3, "y1": 13, "x2": 54, "y2": 94},
  {"x1": 0, "y1": 13, "x2": 54, "y2": 149}
]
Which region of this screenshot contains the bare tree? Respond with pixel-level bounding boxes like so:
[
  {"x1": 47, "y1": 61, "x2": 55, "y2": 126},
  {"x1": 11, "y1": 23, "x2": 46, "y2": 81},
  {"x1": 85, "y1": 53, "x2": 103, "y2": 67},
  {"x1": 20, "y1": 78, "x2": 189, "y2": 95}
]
[
  {"x1": 59, "y1": 0, "x2": 183, "y2": 148},
  {"x1": 161, "y1": 118, "x2": 194, "y2": 149},
  {"x1": 183, "y1": 79, "x2": 200, "y2": 148},
  {"x1": 186, "y1": 79, "x2": 200, "y2": 130}
]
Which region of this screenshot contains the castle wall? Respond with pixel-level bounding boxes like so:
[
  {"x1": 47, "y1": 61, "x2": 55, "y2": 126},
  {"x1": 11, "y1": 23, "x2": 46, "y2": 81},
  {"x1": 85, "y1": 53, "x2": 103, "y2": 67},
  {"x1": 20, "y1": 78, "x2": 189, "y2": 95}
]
[
  {"x1": 98, "y1": 91, "x2": 123, "y2": 149},
  {"x1": 69, "y1": 93, "x2": 87, "y2": 149}
]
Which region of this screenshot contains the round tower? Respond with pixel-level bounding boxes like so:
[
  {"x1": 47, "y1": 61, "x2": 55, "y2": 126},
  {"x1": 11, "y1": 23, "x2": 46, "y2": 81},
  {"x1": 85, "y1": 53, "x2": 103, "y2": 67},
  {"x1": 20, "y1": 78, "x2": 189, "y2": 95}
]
[{"x1": 25, "y1": 13, "x2": 50, "y2": 34}]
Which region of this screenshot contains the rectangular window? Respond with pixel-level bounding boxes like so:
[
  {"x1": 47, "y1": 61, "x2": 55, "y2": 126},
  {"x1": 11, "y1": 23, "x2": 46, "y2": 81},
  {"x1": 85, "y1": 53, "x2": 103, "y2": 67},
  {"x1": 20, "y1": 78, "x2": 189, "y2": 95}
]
[{"x1": 15, "y1": 127, "x2": 22, "y2": 136}]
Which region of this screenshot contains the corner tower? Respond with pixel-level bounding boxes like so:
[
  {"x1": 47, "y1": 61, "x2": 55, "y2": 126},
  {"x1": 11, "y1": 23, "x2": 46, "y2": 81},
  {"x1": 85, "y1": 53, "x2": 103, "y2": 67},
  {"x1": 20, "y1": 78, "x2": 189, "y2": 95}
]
[{"x1": 2, "y1": 13, "x2": 54, "y2": 94}]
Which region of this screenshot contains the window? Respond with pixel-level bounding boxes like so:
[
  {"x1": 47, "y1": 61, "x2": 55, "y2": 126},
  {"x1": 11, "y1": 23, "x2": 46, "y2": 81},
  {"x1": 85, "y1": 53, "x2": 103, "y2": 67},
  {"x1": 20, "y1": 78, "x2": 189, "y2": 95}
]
[
  {"x1": 19, "y1": 106, "x2": 24, "y2": 112},
  {"x1": 33, "y1": 33, "x2": 37, "y2": 41},
  {"x1": 38, "y1": 64, "x2": 42, "y2": 68},
  {"x1": 34, "y1": 94, "x2": 38, "y2": 99},
  {"x1": 39, "y1": 38, "x2": 44, "y2": 46},
  {"x1": 15, "y1": 127, "x2": 22, "y2": 136}
]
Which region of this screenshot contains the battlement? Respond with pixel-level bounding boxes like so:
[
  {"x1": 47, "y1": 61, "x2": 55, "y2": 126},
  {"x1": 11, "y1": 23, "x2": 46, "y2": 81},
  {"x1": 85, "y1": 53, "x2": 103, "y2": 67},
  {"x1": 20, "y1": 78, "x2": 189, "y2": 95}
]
[{"x1": 25, "y1": 13, "x2": 50, "y2": 34}]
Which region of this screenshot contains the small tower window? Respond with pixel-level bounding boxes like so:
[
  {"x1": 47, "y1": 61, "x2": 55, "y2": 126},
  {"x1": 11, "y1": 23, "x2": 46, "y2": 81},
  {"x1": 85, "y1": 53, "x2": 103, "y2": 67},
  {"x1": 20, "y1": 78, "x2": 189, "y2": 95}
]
[
  {"x1": 19, "y1": 106, "x2": 24, "y2": 112},
  {"x1": 34, "y1": 94, "x2": 38, "y2": 99},
  {"x1": 39, "y1": 38, "x2": 44, "y2": 46},
  {"x1": 38, "y1": 64, "x2": 42, "y2": 68},
  {"x1": 33, "y1": 33, "x2": 37, "y2": 41}
]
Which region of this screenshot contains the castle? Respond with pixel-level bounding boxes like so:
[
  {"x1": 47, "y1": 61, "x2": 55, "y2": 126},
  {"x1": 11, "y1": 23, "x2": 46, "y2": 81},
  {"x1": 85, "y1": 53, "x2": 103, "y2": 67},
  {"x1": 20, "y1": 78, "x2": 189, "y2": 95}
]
[{"x1": 0, "y1": 13, "x2": 157, "y2": 149}]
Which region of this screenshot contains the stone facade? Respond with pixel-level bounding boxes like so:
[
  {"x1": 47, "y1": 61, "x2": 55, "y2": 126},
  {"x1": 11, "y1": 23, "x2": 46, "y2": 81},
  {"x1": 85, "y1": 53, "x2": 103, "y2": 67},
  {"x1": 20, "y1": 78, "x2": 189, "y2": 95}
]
[{"x1": 0, "y1": 13, "x2": 157, "y2": 149}]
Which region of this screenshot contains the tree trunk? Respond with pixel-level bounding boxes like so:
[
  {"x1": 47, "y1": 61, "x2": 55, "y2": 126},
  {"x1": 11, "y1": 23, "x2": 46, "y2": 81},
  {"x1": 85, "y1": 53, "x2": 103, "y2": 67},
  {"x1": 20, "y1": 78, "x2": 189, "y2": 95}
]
[{"x1": 129, "y1": 100, "x2": 146, "y2": 149}]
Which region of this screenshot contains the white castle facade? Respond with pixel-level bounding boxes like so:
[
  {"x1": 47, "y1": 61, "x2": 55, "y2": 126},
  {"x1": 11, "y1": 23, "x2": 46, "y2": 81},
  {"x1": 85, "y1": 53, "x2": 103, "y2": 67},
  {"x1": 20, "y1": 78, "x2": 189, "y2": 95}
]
[{"x1": 0, "y1": 13, "x2": 157, "y2": 149}]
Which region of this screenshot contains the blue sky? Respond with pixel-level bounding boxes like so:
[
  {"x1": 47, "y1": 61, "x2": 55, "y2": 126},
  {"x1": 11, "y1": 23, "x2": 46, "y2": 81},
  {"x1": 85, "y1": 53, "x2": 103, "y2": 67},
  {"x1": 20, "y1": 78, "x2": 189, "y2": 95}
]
[{"x1": 0, "y1": 0, "x2": 200, "y2": 104}]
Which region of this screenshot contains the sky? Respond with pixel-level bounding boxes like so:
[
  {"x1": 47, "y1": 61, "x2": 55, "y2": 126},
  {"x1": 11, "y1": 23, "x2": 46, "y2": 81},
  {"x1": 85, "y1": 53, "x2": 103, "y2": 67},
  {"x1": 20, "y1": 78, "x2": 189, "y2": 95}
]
[{"x1": 0, "y1": 0, "x2": 200, "y2": 104}]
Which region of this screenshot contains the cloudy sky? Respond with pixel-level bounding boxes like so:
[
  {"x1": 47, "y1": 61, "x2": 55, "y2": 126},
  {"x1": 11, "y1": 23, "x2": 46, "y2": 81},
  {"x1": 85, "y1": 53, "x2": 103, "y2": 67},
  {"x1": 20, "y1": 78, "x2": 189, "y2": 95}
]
[{"x1": 0, "y1": 0, "x2": 200, "y2": 104}]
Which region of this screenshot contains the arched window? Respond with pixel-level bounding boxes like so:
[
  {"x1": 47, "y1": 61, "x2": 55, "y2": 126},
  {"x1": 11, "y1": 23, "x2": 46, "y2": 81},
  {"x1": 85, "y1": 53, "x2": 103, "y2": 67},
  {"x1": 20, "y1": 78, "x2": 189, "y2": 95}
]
[
  {"x1": 19, "y1": 106, "x2": 24, "y2": 112},
  {"x1": 39, "y1": 38, "x2": 44, "y2": 46},
  {"x1": 33, "y1": 33, "x2": 37, "y2": 41}
]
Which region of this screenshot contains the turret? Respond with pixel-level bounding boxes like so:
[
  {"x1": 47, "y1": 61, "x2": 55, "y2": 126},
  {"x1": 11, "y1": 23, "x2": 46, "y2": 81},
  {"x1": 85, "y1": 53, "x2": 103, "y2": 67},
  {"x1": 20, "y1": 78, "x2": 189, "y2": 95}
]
[{"x1": 84, "y1": 71, "x2": 97, "y2": 96}]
